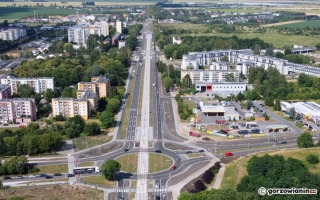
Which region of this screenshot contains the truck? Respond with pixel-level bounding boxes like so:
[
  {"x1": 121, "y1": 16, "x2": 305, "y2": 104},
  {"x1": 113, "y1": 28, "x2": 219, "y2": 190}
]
[
  {"x1": 225, "y1": 152, "x2": 233, "y2": 157},
  {"x1": 216, "y1": 119, "x2": 226, "y2": 124},
  {"x1": 189, "y1": 131, "x2": 201, "y2": 137}
]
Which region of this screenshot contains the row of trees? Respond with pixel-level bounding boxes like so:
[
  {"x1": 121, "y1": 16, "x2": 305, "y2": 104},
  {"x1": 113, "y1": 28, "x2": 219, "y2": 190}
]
[
  {"x1": 156, "y1": 61, "x2": 180, "y2": 92},
  {"x1": 175, "y1": 94, "x2": 193, "y2": 120},
  {"x1": 0, "y1": 156, "x2": 35, "y2": 175}
]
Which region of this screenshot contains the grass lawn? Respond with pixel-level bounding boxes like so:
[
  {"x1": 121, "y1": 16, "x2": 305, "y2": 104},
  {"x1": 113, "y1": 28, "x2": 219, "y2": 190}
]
[
  {"x1": 33, "y1": 164, "x2": 68, "y2": 175},
  {"x1": 0, "y1": 127, "x2": 20, "y2": 132},
  {"x1": 221, "y1": 147, "x2": 320, "y2": 190},
  {"x1": 81, "y1": 176, "x2": 116, "y2": 188},
  {"x1": 160, "y1": 23, "x2": 206, "y2": 31},
  {"x1": 79, "y1": 162, "x2": 94, "y2": 167},
  {"x1": 149, "y1": 153, "x2": 173, "y2": 173},
  {"x1": 183, "y1": 99, "x2": 195, "y2": 110},
  {"x1": 73, "y1": 132, "x2": 112, "y2": 152},
  {"x1": 115, "y1": 153, "x2": 138, "y2": 173},
  {"x1": 279, "y1": 20, "x2": 320, "y2": 29}
]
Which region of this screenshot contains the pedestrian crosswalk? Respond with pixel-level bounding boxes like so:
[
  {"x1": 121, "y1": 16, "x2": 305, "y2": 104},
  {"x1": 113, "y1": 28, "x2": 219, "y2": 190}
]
[
  {"x1": 116, "y1": 187, "x2": 130, "y2": 193},
  {"x1": 154, "y1": 187, "x2": 167, "y2": 193}
]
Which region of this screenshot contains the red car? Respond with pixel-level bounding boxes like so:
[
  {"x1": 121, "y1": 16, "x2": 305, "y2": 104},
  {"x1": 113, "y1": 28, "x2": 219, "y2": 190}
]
[{"x1": 171, "y1": 165, "x2": 176, "y2": 170}]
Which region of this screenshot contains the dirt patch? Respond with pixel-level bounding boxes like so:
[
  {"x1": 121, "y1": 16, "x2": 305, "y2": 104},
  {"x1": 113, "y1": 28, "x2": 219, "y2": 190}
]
[{"x1": 0, "y1": 184, "x2": 103, "y2": 200}]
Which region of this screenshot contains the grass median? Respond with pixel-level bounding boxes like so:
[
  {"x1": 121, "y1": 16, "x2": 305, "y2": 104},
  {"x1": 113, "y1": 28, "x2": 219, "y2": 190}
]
[
  {"x1": 149, "y1": 153, "x2": 173, "y2": 173},
  {"x1": 33, "y1": 164, "x2": 68, "y2": 175},
  {"x1": 73, "y1": 132, "x2": 112, "y2": 151},
  {"x1": 115, "y1": 153, "x2": 138, "y2": 173},
  {"x1": 81, "y1": 176, "x2": 116, "y2": 188}
]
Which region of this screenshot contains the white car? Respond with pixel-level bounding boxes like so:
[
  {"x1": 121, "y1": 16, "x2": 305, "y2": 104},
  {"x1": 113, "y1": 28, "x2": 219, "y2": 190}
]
[
  {"x1": 29, "y1": 174, "x2": 37, "y2": 178},
  {"x1": 155, "y1": 183, "x2": 160, "y2": 189}
]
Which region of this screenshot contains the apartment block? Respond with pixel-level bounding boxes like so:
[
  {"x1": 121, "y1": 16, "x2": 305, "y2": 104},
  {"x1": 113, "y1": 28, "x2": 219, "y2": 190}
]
[
  {"x1": 116, "y1": 21, "x2": 122, "y2": 33},
  {"x1": 0, "y1": 76, "x2": 54, "y2": 94},
  {"x1": 78, "y1": 76, "x2": 110, "y2": 98},
  {"x1": 0, "y1": 98, "x2": 37, "y2": 124},
  {"x1": 0, "y1": 84, "x2": 11, "y2": 99},
  {"x1": 0, "y1": 28, "x2": 26, "y2": 41},
  {"x1": 181, "y1": 70, "x2": 240, "y2": 84},
  {"x1": 68, "y1": 22, "x2": 109, "y2": 48},
  {"x1": 52, "y1": 90, "x2": 97, "y2": 120}
]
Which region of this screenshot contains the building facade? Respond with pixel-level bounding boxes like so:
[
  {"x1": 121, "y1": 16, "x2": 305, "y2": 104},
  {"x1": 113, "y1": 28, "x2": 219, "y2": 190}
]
[
  {"x1": 0, "y1": 76, "x2": 54, "y2": 94},
  {"x1": 181, "y1": 70, "x2": 240, "y2": 83},
  {"x1": 78, "y1": 76, "x2": 110, "y2": 98},
  {"x1": 0, "y1": 84, "x2": 11, "y2": 99},
  {"x1": 0, "y1": 98, "x2": 37, "y2": 123},
  {"x1": 116, "y1": 21, "x2": 122, "y2": 33},
  {"x1": 195, "y1": 82, "x2": 246, "y2": 96},
  {"x1": 0, "y1": 28, "x2": 26, "y2": 41}
]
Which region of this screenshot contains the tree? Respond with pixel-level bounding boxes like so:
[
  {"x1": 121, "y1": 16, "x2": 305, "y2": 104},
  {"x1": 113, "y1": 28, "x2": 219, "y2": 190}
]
[
  {"x1": 264, "y1": 97, "x2": 274, "y2": 106},
  {"x1": 64, "y1": 115, "x2": 85, "y2": 138},
  {"x1": 246, "y1": 101, "x2": 253, "y2": 110},
  {"x1": 235, "y1": 92, "x2": 245, "y2": 102},
  {"x1": 297, "y1": 132, "x2": 314, "y2": 148},
  {"x1": 265, "y1": 48, "x2": 274, "y2": 57},
  {"x1": 221, "y1": 55, "x2": 229, "y2": 62},
  {"x1": 84, "y1": 123, "x2": 101, "y2": 136},
  {"x1": 202, "y1": 169, "x2": 214, "y2": 184},
  {"x1": 289, "y1": 107, "x2": 296, "y2": 118},
  {"x1": 225, "y1": 73, "x2": 235, "y2": 82},
  {"x1": 101, "y1": 160, "x2": 121, "y2": 181},
  {"x1": 99, "y1": 111, "x2": 114, "y2": 129},
  {"x1": 163, "y1": 77, "x2": 173, "y2": 92},
  {"x1": 306, "y1": 154, "x2": 319, "y2": 164},
  {"x1": 61, "y1": 87, "x2": 75, "y2": 98},
  {"x1": 193, "y1": 180, "x2": 207, "y2": 193},
  {"x1": 106, "y1": 98, "x2": 120, "y2": 114},
  {"x1": 253, "y1": 44, "x2": 261, "y2": 55},
  {"x1": 0, "y1": 180, "x2": 3, "y2": 190},
  {"x1": 16, "y1": 84, "x2": 35, "y2": 98},
  {"x1": 273, "y1": 99, "x2": 281, "y2": 111}
]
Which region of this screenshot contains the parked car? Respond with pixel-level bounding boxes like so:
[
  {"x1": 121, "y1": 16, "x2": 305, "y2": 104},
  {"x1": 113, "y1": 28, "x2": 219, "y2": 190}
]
[
  {"x1": 28, "y1": 174, "x2": 37, "y2": 178},
  {"x1": 53, "y1": 173, "x2": 62, "y2": 176},
  {"x1": 3, "y1": 176, "x2": 11, "y2": 180},
  {"x1": 15, "y1": 176, "x2": 23, "y2": 179},
  {"x1": 280, "y1": 141, "x2": 287, "y2": 144},
  {"x1": 39, "y1": 174, "x2": 47, "y2": 177},
  {"x1": 67, "y1": 174, "x2": 74, "y2": 177},
  {"x1": 45, "y1": 175, "x2": 53, "y2": 179}
]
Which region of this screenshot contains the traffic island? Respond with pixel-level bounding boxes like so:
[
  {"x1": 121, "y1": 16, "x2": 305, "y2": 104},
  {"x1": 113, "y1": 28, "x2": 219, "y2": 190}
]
[
  {"x1": 115, "y1": 153, "x2": 139, "y2": 173},
  {"x1": 149, "y1": 153, "x2": 173, "y2": 173}
]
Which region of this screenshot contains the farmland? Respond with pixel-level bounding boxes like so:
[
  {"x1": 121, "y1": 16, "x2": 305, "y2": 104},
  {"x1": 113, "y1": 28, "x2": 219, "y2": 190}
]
[
  {"x1": 279, "y1": 19, "x2": 320, "y2": 29},
  {"x1": 0, "y1": 7, "x2": 104, "y2": 22}
]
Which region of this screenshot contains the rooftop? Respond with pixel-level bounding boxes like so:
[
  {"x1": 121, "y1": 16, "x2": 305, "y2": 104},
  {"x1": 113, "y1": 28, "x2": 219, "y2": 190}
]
[{"x1": 0, "y1": 84, "x2": 10, "y2": 92}]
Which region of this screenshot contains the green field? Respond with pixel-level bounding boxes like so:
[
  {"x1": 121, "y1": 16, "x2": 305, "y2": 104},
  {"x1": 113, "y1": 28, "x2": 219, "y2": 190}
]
[
  {"x1": 115, "y1": 153, "x2": 138, "y2": 173},
  {"x1": 279, "y1": 19, "x2": 320, "y2": 28},
  {"x1": 81, "y1": 176, "x2": 116, "y2": 188},
  {"x1": 149, "y1": 153, "x2": 173, "y2": 173},
  {"x1": 221, "y1": 147, "x2": 320, "y2": 190},
  {"x1": 0, "y1": 7, "x2": 99, "y2": 22}
]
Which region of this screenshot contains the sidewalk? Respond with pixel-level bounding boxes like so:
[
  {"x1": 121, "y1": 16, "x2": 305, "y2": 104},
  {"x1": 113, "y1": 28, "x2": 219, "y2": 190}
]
[{"x1": 212, "y1": 163, "x2": 225, "y2": 189}]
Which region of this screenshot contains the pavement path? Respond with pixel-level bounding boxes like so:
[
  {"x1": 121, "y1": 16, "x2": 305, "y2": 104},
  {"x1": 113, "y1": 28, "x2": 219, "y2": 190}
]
[{"x1": 212, "y1": 163, "x2": 225, "y2": 189}]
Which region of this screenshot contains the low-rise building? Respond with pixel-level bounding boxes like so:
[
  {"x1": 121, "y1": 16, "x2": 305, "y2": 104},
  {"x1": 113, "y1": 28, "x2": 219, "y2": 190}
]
[
  {"x1": 172, "y1": 36, "x2": 182, "y2": 44},
  {"x1": 0, "y1": 75, "x2": 54, "y2": 94},
  {"x1": 291, "y1": 102, "x2": 320, "y2": 124},
  {"x1": 0, "y1": 98, "x2": 37, "y2": 123},
  {"x1": 195, "y1": 82, "x2": 246, "y2": 96}
]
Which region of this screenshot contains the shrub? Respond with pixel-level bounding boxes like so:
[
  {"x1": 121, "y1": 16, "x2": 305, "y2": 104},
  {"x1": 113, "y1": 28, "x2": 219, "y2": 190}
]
[
  {"x1": 194, "y1": 180, "x2": 207, "y2": 192},
  {"x1": 306, "y1": 154, "x2": 319, "y2": 164},
  {"x1": 202, "y1": 169, "x2": 214, "y2": 184}
]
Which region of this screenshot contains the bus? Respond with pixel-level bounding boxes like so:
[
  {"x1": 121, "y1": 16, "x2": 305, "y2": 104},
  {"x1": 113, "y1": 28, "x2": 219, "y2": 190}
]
[{"x1": 73, "y1": 166, "x2": 100, "y2": 174}]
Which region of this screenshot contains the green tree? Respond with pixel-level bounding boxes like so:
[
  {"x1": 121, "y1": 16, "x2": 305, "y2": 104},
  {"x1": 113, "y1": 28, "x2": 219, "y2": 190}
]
[
  {"x1": 306, "y1": 154, "x2": 319, "y2": 164},
  {"x1": 163, "y1": 77, "x2": 173, "y2": 92},
  {"x1": 16, "y1": 84, "x2": 35, "y2": 98},
  {"x1": 101, "y1": 160, "x2": 121, "y2": 181},
  {"x1": 235, "y1": 92, "x2": 245, "y2": 101},
  {"x1": 181, "y1": 74, "x2": 192, "y2": 88},
  {"x1": 289, "y1": 107, "x2": 296, "y2": 118},
  {"x1": 253, "y1": 44, "x2": 261, "y2": 55},
  {"x1": 106, "y1": 98, "x2": 120, "y2": 114},
  {"x1": 84, "y1": 123, "x2": 101, "y2": 136},
  {"x1": 99, "y1": 111, "x2": 114, "y2": 129},
  {"x1": 221, "y1": 55, "x2": 229, "y2": 62},
  {"x1": 297, "y1": 132, "x2": 314, "y2": 148},
  {"x1": 61, "y1": 87, "x2": 75, "y2": 98},
  {"x1": 246, "y1": 101, "x2": 253, "y2": 110},
  {"x1": 64, "y1": 115, "x2": 85, "y2": 138},
  {"x1": 0, "y1": 180, "x2": 3, "y2": 190},
  {"x1": 273, "y1": 99, "x2": 281, "y2": 111},
  {"x1": 225, "y1": 73, "x2": 235, "y2": 82}
]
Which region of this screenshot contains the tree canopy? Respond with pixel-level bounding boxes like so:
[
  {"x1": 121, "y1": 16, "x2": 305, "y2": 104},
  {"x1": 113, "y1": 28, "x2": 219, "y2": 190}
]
[{"x1": 101, "y1": 160, "x2": 121, "y2": 181}]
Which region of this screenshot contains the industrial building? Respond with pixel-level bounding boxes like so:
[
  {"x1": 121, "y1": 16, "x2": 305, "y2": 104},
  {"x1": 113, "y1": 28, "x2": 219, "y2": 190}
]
[
  {"x1": 291, "y1": 102, "x2": 320, "y2": 124},
  {"x1": 195, "y1": 82, "x2": 246, "y2": 96},
  {"x1": 0, "y1": 75, "x2": 54, "y2": 94},
  {"x1": 199, "y1": 101, "x2": 240, "y2": 120}
]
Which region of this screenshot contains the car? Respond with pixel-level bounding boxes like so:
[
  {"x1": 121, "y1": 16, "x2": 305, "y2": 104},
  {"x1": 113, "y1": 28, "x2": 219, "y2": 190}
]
[
  {"x1": 198, "y1": 149, "x2": 205, "y2": 153},
  {"x1": 234, "y1": 107, "x2": 238, "y2": 111},
  {"x1": 3, "y1": 176, "x2": 11, "y2": 180},
  {"x1": 296, "y1": 120, "x2": 303, "y2": 124},
  {"x1": 15, "y1": 176, "x2": 23, "y2": 179},
  {"x1": 176, "y1": 158, "x2": 181, "y2": 162},
  {"x1": 124, "y1": 148, "x2": 129, "y2": 152},
  {"x1": 39, "y1": 174, "x2": 47, "y2": 177},
  {"x1": 186, "y1": 151, "x2": 192, "y2": 154},
  {"x1": 156, "y1": 195, "x2": 161, "y2": 200},
  {"x1": 155, "y1": 183, "x2": 160, "y2": 189},
  {"x1": 304, "y1": 123, "x2": 309, "y2": 128},
  {"x1": 29, "y1": 174, "x2": 37, "y2": 178},
  {"x1": 171, "y1": 165, "x2": 176, "y2": 170},
  {"x1": 67, "y1": 174, "x2": 74, "y2": 177},
  {"x1": 45, "y1": 175, "x2": 53, "y2": 179},
  {"x1": 155, "y1": 150, "x2": 162, "y2": 153},
  {"x1": 53, "y1": 173, "x2": 62, "y2": 176},
  {"x1": 280, "y1": 141, "x2": 287, "y2": 144},
  {"x1": 259, "y1": 110, "x2": 264, "y2": 112},
  {"x1": 202, "y1": 137, "x2": 211, "y2": 141}
]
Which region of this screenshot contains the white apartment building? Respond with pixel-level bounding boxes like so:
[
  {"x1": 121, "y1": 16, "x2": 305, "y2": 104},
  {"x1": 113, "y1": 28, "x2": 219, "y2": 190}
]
[
  {"x1": 181, "y1": 70, "x2": 240, "y2": 83},
  {"x1": 195, "y1": 82, "x2": 246, "y2": 96},
  {"x1": 0, "y1": 28, "x2": 26, "y2": 41},
  {"x1": 68, "y1": 22, "x2": 109, "y2": 48},
  {"x1": 116, "y1": 21, "x2": 122, "y2": 33},
  {"x1": 0, "y1": 76, "x2": 54, "y2": 94},
  {"x1": 0, "y1": 98, "x2": 37, "y2": 123}
]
